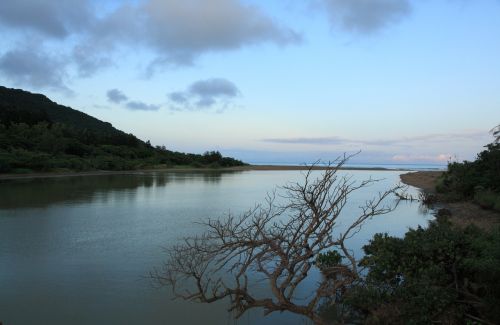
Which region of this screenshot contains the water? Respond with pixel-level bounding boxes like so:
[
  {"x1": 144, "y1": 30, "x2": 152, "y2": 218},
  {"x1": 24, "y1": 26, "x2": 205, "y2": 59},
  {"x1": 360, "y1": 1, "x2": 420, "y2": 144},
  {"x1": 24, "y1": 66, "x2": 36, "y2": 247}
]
[
  {"x1": 0, "y1": 170, "x2": 432, "y2": 325},
  {"x1": 249, "y1": 162, "x2": 447, "y2": 171}
]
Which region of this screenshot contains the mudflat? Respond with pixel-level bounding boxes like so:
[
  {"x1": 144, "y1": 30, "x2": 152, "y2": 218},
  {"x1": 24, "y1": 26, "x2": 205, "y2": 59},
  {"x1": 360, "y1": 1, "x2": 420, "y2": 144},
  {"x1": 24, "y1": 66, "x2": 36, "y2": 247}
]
[
  {"x1": 400, "y1": 171, "x2": 500, "y2": 230},
  {"x1": 400, "y1": 171, "x2": 443, "y2": 192}
]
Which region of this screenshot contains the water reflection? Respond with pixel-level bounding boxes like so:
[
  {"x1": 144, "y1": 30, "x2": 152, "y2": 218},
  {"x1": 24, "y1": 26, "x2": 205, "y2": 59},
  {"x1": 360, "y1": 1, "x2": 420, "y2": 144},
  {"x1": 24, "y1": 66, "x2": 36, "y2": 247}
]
[{"x1": 0, "y1": 171, "x2": 238, "y2": 209}]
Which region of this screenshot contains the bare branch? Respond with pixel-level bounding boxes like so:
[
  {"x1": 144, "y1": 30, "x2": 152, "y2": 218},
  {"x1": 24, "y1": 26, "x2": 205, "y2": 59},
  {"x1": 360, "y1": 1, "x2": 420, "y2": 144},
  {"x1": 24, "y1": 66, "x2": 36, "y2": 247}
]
[{"x1": 152, "y1": 155, "x2": 401, "y2": 324}]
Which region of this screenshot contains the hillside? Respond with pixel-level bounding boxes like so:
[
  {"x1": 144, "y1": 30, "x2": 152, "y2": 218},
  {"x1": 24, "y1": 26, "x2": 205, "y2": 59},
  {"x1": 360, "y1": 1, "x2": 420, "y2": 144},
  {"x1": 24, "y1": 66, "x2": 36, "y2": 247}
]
[
  {"x1": 0, "y1": 86, "x2": 120, "y2": 134},
  {"x1": 0, "y1": 86, "x2": 245, "y2": 173}
]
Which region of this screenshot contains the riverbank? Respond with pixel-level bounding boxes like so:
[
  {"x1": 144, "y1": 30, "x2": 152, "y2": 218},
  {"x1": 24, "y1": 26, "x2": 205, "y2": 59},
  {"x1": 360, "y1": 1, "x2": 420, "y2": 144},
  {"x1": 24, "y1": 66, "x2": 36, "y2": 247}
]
[
  {"x1": 400, "y1": 171, "x2": 500, "y2": 230},
  {"x1": 0, "y1": 165, "x2": 408, "y2": 180},
  {"x1": 400, "y1": 171, "x2": 443, "y2": 193}
]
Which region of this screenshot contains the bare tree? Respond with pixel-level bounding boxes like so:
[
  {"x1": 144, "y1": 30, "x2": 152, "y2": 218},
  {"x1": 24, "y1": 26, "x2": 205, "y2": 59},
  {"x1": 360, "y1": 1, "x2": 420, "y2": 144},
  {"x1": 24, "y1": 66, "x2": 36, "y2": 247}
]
[{"x1": 152, "y1": 155, "x2": 403, "y2": 325}]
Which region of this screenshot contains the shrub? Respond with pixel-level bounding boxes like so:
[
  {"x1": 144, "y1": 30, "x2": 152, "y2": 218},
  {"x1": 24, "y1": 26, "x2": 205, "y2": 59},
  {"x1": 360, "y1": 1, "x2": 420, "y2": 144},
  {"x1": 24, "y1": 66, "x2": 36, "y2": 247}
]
[
  {"x1": 474, "y1": 189, "x2": 499, "y2": 210},
  {"x1": 438, "y1": 143, "x2": 500, "y2": 199},
  {"x1": 494, "y1": 197, "x2": 500, "y2": 212},
  {"x1": 347, "y1": 218, "x2": 500, "y2": 324}
]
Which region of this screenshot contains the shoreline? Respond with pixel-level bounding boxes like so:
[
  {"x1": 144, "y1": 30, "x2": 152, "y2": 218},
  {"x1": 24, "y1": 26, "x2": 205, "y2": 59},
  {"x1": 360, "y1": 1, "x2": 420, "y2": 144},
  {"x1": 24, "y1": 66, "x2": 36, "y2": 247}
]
[
  {"x1": 0, "y1": 165, "x2": 416, "y2": 181},
  {"x1": 400, "y1": 171, "x2": 500, "y2": 230},
  {"x1": 400, "y1": 171, "x2": 444, "y2": 193}
]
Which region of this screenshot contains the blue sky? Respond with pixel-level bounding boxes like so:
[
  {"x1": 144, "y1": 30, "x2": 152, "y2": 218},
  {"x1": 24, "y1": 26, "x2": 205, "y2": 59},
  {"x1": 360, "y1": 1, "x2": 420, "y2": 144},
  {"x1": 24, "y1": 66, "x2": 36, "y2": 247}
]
[{"x1": 0, "y1": 0, "x2": 499, "y2": 164}]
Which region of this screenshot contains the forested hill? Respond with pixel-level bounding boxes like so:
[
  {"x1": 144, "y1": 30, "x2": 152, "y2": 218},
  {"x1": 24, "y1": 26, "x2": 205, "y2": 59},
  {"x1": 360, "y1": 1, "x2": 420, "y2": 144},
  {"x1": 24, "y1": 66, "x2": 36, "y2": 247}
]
[
  {"x1": 0, "y1": 86, "x2": 119, "y2": 134},
  {"x1": 0, "y1": 86, "x2": 245, "y2": 173}
]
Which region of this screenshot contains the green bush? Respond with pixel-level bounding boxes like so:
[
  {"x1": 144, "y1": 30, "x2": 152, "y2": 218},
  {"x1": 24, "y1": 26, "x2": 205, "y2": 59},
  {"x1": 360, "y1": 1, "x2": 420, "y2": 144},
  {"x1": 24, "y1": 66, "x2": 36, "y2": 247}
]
[
  {"x1": 494, "y1": 197, "x2": 500, "y2": 212},
  {"x1": 474, "y1": 189, "x2": 500, "y2": 210},
  {"x1": 439, "y1": 143, "x2": 499, "y2": 199},
  {"x1": 345, "y1": 218, "x2": 500, "y2": 324},
  {"x1": 316, "y1": 250, "x2": 343, "y2": 270}
]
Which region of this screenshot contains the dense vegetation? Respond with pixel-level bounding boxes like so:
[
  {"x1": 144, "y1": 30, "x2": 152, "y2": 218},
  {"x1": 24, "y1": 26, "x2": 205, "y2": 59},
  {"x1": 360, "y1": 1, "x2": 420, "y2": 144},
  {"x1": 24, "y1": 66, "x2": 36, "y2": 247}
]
[
  {"x1": 342, "y1": 217, "x2": 500, "y2": 324},
  {"x1": 0, "y1": 86, "x2": 245, "y2": 173},
  {"x1": 436, "y1": 134, "x2": 500, "y2": 211},
  {"x1": 318, "y1": 132, "x2": 500, "y2": 324}
]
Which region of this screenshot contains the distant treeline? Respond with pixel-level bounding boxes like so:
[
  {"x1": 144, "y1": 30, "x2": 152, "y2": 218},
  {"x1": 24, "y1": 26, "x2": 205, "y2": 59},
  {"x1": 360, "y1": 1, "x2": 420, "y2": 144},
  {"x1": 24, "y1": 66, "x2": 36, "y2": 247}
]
[{"x1": 0, "y1": 86, "x2": 245, "y2": 173}]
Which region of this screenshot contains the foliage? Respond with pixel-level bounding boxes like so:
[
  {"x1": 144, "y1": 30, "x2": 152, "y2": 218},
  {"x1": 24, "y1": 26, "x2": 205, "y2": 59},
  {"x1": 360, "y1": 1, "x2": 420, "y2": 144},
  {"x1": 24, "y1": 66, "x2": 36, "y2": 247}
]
[
  {"x1": 474, "y1": 189, "x2": 500, "y2": 210},
  {"x1": 316, "y1": 250, "x2": 343, "y2": 270},
  {"x1": 436, "y1": 135, "x2": 500, "y2": 211},
  {"x1": 345, "y1": 217, "x2": 500, "y2": 324},
  {"x1": 438, "y1": 143, "x2": 500, "y2": 197},
  {"x1": 0, "y1": 86, "x2": 245, "y2": 173}
]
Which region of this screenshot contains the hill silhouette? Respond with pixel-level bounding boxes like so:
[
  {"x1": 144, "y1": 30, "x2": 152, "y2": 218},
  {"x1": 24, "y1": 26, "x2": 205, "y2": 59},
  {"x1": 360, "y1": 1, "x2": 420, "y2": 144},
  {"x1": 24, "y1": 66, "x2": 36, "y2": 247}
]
[{"x1": 0, "y1": 86, "x2": 245, "y2": 173}]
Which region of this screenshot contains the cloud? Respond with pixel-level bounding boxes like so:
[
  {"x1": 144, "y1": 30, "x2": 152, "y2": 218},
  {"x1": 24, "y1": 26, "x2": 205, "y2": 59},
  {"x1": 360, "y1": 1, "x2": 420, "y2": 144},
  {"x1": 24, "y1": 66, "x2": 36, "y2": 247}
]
[
  {"x1": 391, "y1": 153, "x2": 451, "y2": 163},
  {"x1": 0, "y1": 0, "x2": 93, "y2": 38},
  {"x1": 89, "y1": 0, "x2": 300, "y2": 72},
  {"x1": 72, "y1": 44, "x2": 113, "y2": 78},
  {"x1": 0, "y1": 0, "x2": 300, "y2": 89},
  {"x1": 221, "y1": 148, "x2": 442, "y2": 165},
  {"x1": 317, "y1": 0, "x2": 412, "y2": 34},
  {"x1": 262, "y1": 131, "x2": 489, "y2": 147},
  {"x1": 262, "y1": 136, "x2": 347, "y2": 145},
  {"x1": 189, "y1": 78, "x2": 240, "y2": 98},
  {"x1": 143, "y1": 0, "x2": 300, "y2": 67},
  {"x1": 106, "y1": 88, "x2": 159, "y2": 111},
  {"x1": 168, "y1": 92, "x2": 188, "y2": 104},
  {"x1": 168, "y1": 78, "x2": 241, "y2": 111},
  {"x1": 125, "y1": 100, "x2": 160, "y2": 111},
  {"x1": 107, "y1": 89, "x2": 129, "y2": 104},
  {"x1": 0, "y1": 44, "x2": 71, "y2": 93}
]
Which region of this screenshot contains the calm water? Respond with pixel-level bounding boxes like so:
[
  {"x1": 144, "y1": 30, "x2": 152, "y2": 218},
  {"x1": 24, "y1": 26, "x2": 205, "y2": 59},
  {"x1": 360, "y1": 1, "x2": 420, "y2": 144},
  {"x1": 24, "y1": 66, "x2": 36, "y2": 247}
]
[{"x1": 0, "y1": 170, "x2": 432, "y2": 325}]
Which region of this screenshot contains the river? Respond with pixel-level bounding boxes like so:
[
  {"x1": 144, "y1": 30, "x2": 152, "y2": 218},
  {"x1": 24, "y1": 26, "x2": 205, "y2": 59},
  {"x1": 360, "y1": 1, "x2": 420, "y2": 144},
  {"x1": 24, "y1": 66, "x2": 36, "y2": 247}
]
[{"x1": 0, "y1": 170, "x2": 432, "y2": 325}]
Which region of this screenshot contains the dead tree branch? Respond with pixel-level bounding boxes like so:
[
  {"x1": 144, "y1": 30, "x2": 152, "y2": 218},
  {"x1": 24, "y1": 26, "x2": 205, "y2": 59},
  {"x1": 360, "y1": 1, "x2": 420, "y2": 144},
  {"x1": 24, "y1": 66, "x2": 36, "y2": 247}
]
[{"x1": 152, "y1": 154, "x2": 403, "y2": 324}]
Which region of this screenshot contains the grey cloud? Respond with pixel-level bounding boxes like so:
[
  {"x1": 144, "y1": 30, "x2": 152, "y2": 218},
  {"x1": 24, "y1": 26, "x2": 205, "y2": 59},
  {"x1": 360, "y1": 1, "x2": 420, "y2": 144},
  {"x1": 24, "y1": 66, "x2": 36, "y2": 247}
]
[
  {"x1": 73, "y1": 45, "x2": 113, "y2": 78},
  {"x1": 319, "y1": 0, "x2": 412, "y2": 34},
  {"x1": 92, "y1": 0, "x2": 300, "y2": 70},
  {"x1": 107, "y1": 89, "x2": 128, "y2": 104},
  {"x1": 168, "y1": 92, "x2": 188, "y2": 104},
  {"x1": 125, "y1": 101, "x2": 160, "y2": 111},
  {"x1": 0, "y1": 0, "x2": 93, "y2": 38},
  {"x1": 168, "y1": 78, "x2": 240, "y2": 111},
  {"x1": 196, "y1": 97, "x2": 216, "y2": 108},
  {"x1": 189, "y1": 78, "x2": 240, "y2": 98},
  {"x1": 0, "y1": 45, "x2": 70, "y2": 92},
  {"x1": 0, "y1": 0, "x2": 300, "y2": 82},
  {"x1": 106, "y1": 89, "x2": 160, "y2": 111}
]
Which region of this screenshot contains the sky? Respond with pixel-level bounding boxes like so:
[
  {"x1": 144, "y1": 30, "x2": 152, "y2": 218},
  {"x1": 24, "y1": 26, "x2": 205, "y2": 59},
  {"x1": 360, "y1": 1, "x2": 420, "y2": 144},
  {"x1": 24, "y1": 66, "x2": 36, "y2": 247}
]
[{"x1": 0, "y1": 0, "x2": 499, "y2": 165}]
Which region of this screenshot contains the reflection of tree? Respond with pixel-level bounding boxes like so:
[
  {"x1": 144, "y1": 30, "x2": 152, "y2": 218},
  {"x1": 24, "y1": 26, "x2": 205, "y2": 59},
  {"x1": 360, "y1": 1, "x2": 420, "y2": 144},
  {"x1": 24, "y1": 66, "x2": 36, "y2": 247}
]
[
  {"x1": 142, "y1": 175, "x2": 155, "y2": 188},
  {"x1": 0, "y1": 171, "x2": 244, "y2": 209},
  {"x1": 0, "y1": 175, "x2": 148, "y2": 209},
  {"x1": 202, "y1": 172, "x2": 224, "y2": 183},
  {"x1": 153, "y1": 157, "x2": 402, "y2": 325},
  {"x1": 154, "y1": 173, "x2": 171, "y2": 187}
]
